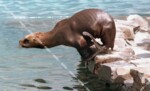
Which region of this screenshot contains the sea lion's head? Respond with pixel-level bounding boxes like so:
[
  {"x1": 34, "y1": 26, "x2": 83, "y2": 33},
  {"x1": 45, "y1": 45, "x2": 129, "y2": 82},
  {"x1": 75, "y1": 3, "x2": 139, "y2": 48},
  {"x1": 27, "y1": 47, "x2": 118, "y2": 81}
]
[{"x1": 19, "y1": 32, "x2": 45, "y2": 48}]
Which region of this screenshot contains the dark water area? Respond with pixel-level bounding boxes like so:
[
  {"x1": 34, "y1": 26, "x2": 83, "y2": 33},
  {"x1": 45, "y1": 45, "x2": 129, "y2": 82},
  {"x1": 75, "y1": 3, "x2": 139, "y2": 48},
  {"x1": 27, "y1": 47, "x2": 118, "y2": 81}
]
[{"x1": 0, "y1": 0, "x2": 150, "y2": 91}]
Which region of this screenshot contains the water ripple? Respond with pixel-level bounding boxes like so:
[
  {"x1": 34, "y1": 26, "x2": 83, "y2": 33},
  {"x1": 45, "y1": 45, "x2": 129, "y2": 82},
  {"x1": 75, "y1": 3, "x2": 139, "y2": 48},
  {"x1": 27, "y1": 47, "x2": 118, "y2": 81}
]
[
  {"x1": 0, "y1": 0, "x2": 150, "y2": 91},
  {"x1": 0, "y1": 0, "x2": 150, "y2": 19}
]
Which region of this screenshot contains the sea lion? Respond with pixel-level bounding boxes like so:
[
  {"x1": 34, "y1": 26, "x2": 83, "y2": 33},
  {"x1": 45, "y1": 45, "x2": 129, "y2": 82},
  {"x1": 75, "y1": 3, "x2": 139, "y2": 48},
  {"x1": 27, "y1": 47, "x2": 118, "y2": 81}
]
[{"x1": 19, "y1": 9, "x2": 116, "y2": 60}]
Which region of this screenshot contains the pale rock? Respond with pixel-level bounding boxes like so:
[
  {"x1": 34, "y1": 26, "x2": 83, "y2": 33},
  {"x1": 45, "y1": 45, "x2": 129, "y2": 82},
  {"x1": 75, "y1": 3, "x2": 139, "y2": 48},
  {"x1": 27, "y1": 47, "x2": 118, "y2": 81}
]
[
  {"x1": 86, "y1": 16, "x2": 150, "y2": 91},
  {"x1": 115, "y1": 20, "x2": 139, "y2": 41},
  {"x1": 114, "y1": 38, "x2": 127, "y2": 51},
  {"x1": 118, "y1": 47, "x2": 136, "y2": 61},
  {"x1": 127, "y1": 15, "x2": 149, "y2": 32}
]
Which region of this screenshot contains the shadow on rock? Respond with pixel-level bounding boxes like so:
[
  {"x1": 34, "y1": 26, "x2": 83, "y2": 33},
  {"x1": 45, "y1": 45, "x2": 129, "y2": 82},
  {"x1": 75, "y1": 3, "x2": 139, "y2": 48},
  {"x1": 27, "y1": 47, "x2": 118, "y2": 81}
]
[{"x1": 136, "y1": 53, "x2": 150, "y2": 58}]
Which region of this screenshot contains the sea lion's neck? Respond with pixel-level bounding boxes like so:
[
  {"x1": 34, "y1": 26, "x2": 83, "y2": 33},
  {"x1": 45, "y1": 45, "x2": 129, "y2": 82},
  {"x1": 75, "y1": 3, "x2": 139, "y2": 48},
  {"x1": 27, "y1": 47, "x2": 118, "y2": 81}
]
[
  {"x1": 41, "y1": 23, "x2": 75, "y2": 48},
  {"x1": 41, "y1": 30, "x2": 61, "y2": 48}
]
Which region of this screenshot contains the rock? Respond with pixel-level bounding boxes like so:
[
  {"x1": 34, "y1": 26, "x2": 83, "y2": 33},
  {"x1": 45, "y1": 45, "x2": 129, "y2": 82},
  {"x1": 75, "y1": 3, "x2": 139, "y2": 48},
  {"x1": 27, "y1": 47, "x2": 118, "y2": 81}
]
[
  {"x1": 95, "y1": 46, "x2": 135, "y2": 64},
  {"x1": 114, "y1": 38, "x2": 128, "y2": 51},
  {"x1": 130, "y1": 69, "x2": 145, "y2": 91},
  {"x1": 87, "y1": 57, "x2": 150, "y2": 91},
  {"x1": 115, "y1": 19, "x2": 140, "y2": 41},
  {"x1": 134, "y1": 32, "x2": 150, "y2": 50},
  {"x1": 127, "y1": 15, "x2": 149, "y2": 32},
  {"x1": 96, "y1": 65, "x2": 112, "y2": 82},
  {"x1": 95, "y1": 53, "x2": 123, "y2": 64},
  {"x1": 85, "y1": 16, "x2": 150, "y2": 91},
  {"x1": 116, "y1": 25, "x2": 135, "y2": 40},
  {"x1": 118, "y1": 47, "x2": 136, "y2": 61},
  {"x1": 143, "y1": 78, "x2": 150, "y2": 91}
]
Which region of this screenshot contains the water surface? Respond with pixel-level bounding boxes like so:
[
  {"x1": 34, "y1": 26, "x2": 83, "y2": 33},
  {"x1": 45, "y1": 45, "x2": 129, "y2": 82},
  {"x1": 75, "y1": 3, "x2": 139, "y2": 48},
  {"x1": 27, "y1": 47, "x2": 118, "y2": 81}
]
[{"x1": 0, "y1": 0, "x2": 150, "y2": 91}]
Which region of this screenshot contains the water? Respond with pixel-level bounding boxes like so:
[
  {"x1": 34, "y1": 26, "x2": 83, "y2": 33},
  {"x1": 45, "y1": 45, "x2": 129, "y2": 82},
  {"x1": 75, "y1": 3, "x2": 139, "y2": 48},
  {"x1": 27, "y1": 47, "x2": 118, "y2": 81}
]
[
  {"x1": 0, "y1": 0, "x2": 150, "y2": 18},
  {"x1": 0, "y1": 0, "x2": 150, "y2": 91}
]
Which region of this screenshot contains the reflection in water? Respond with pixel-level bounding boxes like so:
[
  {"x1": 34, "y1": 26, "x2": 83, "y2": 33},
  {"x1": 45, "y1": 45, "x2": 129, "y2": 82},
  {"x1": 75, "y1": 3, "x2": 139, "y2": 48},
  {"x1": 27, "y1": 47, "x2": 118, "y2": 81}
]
[
  {"x1": 75, "y1": 61, "x2": 122, "y2": 91},
  {"x1": 34, "y1": 78, "x2": 47, "y2": 83},
  {"x1": 0, "y1": 0, "x2": 149, "y2": 88},
  {"x1": 20, "y1": 78, "x2": 52, "y2": 90},
  {"x1": 63, "y1": 86, "x2": 74, "y2": 90},
  {"x1": 36, "y1": 86, "x2": 52, "y2": 90},
  {"x1": 18, "y1": 61, "x2": 122, "y2": 91},
  {"x1": 20, "y1": 84, "x2": 52, "y2": 90}
]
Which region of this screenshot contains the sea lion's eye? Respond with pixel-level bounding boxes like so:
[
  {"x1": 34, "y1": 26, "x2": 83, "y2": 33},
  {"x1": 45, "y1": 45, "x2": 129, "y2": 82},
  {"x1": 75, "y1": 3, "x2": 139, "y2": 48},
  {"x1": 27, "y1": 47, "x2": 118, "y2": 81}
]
[{"x1": 23, "y1": 39, "x2": 30, "y2": 44}]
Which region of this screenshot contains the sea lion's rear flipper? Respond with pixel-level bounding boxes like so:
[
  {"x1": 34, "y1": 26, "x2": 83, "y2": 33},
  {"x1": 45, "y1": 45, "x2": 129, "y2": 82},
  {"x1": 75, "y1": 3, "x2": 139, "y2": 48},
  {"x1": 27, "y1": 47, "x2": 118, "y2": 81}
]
[
  {"x1": 83, "y1": 31, "x2": 101, "y2": 49},
  {"x1": 83, "y1": 31, "x2": 106, "y2": 61}
]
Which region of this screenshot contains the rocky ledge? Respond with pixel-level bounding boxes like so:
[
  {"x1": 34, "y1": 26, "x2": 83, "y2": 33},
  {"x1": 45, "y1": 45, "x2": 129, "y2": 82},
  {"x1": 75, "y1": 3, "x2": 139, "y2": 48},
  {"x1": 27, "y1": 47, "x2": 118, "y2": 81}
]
[{"x1": 86, "y1": 15, "x2": 150, "y2": 91}]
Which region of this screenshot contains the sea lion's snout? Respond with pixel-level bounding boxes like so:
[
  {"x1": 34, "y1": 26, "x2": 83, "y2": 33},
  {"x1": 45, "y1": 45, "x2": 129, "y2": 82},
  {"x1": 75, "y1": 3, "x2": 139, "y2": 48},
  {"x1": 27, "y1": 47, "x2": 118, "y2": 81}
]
[
  {"x1": 19, "y1": 39, "x2": 23, "y2": 47},
  {"x1": 19, "y1": 37, "x2": 45, "y2": 48}
]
